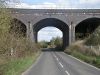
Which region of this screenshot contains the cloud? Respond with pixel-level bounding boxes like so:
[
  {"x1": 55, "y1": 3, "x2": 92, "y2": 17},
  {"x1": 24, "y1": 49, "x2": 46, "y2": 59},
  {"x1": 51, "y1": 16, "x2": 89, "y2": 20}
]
[
  {"x1": 8, "y1": 2, "x2": 57, "y2": 9},
  {"x1": 79, "y1": 0, "x2": 100, "y2": 4},
  {"x1": 8, "y1": 0, "x2": 100, "y2": 9},
  {"x1": 38, "y1": 27, "x2": 62, "y2": 42},
  {"x1": 7, "y1": 0, "x2": 72, "y2": 9}
]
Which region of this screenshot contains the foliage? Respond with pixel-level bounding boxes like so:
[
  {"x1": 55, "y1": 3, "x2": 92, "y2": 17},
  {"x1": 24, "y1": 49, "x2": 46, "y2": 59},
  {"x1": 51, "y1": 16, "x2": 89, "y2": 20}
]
[
  {"x1": 85, "y1": 25, "x2": 100, "y2": 46},
  {"x1": 50, "y1": 37, "x2": 63, "y2": 49},
  {"x1": 0, "y1": 9, "x2": 11, "y2": 33},
  {"x1": 38, "y1": 37, "x2": 63, "y2": 50},
  {"x1": 0, "y1": 1, "x2": 40, "y2": 75},
  {"x1": 0, "y1": 52, "x2": 40, "y2": 75},
  {"x1": 0, "y1": 0, "x2": 5, "y2": 7},
  {"x1": 10, "y1": 18, "x2": 26, "y2": 37},
  {"x1": 38, "y1": 40, "x2": 49, "y2": 48},
  {"x1": 65, "y1": 40, "x2": 100, "y2": 68},
  {"x1": 65, "y1": 40, "x2": 100, "y2": 56}
]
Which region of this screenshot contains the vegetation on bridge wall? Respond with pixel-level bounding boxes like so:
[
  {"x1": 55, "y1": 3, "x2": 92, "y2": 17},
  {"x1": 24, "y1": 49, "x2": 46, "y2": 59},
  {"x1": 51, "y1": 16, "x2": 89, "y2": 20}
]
[{"x1": 85, "y1": 25, "x2": 100, "y2": 46}]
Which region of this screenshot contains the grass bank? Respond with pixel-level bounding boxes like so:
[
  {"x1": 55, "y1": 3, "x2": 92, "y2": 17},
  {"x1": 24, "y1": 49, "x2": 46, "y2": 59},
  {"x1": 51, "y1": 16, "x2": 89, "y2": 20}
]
[
  {"x1": 0, "y1": 34, "x2": 41, "y2": 75},
  {"x1": 0, "y1": 52, "x2": 40, "y2": 75},
  {"x1": 65, "y1": 40, "x2": 100, "y2": 68}
]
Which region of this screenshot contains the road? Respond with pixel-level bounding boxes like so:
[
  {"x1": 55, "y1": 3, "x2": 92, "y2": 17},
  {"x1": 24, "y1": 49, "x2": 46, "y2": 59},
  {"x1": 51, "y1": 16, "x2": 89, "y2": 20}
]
[{"x1": 22, "y1": 51, "x2": 100, "y2": 75}]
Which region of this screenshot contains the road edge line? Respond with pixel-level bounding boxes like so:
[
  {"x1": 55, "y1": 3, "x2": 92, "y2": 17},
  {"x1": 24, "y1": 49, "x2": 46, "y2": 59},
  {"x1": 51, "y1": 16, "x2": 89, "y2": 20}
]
[
  {"x1": 64, "y1": 53, "x2": 100, "y2": 71},
  {"x1": 22, "y1": 52, "x2": 43, "y2": 75}
]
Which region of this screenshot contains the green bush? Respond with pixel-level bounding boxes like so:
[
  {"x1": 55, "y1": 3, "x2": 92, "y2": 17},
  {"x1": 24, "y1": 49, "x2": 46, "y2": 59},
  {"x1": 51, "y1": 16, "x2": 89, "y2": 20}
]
[{"x1": 85, "y1": 26, "x2": 100, "y2": 46}]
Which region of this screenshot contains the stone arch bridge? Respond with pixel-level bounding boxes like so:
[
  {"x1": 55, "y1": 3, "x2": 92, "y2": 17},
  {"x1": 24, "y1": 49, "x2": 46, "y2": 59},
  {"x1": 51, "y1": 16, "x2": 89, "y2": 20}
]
[{"x1": 9, "y1": 8, "x2": 100, "y2": 49}]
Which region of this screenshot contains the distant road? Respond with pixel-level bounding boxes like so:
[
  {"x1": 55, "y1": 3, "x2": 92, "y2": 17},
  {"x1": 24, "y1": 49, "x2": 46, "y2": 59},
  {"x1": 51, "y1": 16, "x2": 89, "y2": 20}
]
[{"x1": 22, "y1": 51, "x2": 100, "y2": 75}]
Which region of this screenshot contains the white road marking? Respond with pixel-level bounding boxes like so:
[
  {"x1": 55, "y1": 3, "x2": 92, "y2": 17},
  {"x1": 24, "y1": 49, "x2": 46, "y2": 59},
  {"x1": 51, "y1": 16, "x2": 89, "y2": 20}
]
[
  {"x1": 59, "y1": 62, "x2": 64, "y2": 68},
  {"x1": 56, "y1": 57, "x2": 59, "y2": 61},
  {"x1": 65, "y1": 70, "x2": 70, "y2": 75},
  {"x1": 54, "y1": 53, "x2": 70, "y2": 75},
  {"x1": 54, "y1": 54, "x2": 59, "y2": 61}
]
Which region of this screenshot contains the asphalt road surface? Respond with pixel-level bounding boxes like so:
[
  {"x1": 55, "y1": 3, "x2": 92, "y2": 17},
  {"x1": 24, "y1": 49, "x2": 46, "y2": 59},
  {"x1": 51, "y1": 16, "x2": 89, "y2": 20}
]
[{"x1": 22, "y1": 51, "x2": 100, "y2": 75}]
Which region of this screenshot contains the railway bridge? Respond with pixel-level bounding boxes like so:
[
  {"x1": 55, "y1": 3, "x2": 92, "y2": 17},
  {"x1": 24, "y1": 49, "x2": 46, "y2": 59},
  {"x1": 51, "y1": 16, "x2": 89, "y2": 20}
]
[{"x1": 10, "y1": 8, "x2": 100, "y2": 49}]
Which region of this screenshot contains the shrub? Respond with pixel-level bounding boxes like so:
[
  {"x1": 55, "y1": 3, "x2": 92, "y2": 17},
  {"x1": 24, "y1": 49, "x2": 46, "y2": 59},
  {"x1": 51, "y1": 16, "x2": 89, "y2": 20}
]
[
  {"x1": 85, "y1": 25, "x2": 100, "y2": 46},
  {"x1": 65, "y1": 40, "x2": 100, "y2": 56}
]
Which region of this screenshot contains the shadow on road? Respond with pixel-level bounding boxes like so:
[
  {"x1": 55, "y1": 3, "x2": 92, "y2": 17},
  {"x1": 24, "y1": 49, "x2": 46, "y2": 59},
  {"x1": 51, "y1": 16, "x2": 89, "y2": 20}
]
[{"x1": 42, "y1": 48, "x2": 63, "y2": 52}]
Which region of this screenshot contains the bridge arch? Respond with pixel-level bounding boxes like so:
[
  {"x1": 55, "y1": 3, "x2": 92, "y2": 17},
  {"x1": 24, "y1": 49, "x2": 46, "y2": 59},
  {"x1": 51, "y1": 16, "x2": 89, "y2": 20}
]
[
  {"x1": 75, "y1": 17, "x2": 100, "y2": 40},
  {"x1": 10, "y1": 18, "x2": 27, "y2": 37},
  {"x1": 33, "y1": 18, "x2": 69, "y2": 50},
  {"x1": 31, "y1": 15, "x2": 70, "y2": 27}
]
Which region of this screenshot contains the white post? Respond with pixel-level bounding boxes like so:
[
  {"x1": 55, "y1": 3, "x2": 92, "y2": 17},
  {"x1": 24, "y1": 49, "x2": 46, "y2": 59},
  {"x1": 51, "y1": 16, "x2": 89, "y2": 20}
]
[{"x1": 11, "y1": 48, "x2": 14, "y2": 56}]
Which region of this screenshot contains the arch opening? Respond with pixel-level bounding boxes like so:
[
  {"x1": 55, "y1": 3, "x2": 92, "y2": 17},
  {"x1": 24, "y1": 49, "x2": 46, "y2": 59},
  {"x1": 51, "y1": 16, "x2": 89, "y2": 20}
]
[
  {"x1": 10, "y1": 18, "x2": 27, "y2": 37},
  {"x1": 33, "y1": 18, "x2": 69, "y2": 50},
  {"x1": 75, "y1": 18, "x2": 100, "y2": 40},
  {"x1": 38, "y1": 27, "x2": 63, "y2": 50}
]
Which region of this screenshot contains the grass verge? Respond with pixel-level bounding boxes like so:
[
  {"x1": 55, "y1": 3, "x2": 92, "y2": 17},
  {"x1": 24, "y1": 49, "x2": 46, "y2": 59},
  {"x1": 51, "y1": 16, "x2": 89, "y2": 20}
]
[
  {"x1": 67, "y1": 51, "x2": 100, "y2": 68},
  {"x1": 65, "y1": 41, "x2": 100, "y2": 68},
  {"x1": 0, "y1": 52, "x2": 40, "y2": 75}
]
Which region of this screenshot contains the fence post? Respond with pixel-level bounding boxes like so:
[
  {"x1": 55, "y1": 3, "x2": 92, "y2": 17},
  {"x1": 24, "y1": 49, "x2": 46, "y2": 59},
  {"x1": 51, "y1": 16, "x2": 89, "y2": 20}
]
[
  {"x1": 11, "y1": 48, "x2": 14, "y2": 56},
  {"x1": 90, "y1": 46, "x2": 92, "y2": 50}
]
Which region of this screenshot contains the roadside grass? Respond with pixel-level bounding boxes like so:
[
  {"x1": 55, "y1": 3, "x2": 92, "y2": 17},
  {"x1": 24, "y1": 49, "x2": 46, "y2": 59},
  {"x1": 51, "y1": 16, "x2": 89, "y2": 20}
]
[
  {"x1": 0, "y1": 52, "x2": 40, "y2": 75},
  {"x1": 65, "y1": 40, "x2": 100, "y2": 68},
  {"x1": 71, "y1": 51, "x2": 100, "y2": 68},
  {"x1": 0, "y1": 34, "x2": 41, "y2": 75}
]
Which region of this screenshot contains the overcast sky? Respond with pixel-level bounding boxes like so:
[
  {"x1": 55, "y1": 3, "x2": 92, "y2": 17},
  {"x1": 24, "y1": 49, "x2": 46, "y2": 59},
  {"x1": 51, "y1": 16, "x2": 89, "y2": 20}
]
[
  {"x1": 8, "y1": 0, "x2": 100, "y2": 9},
  {"x1": 8, "y1": 0, "x2": 100, "y2": 41},
  {"x1": 38, "y1": 27, "x2": 62, "y2": 42}
]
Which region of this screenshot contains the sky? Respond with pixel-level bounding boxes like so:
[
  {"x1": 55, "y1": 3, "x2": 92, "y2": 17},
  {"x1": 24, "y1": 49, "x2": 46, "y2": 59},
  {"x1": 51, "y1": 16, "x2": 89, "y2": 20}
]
[
  {"x1": 8, "y1": 0, "x2": 100, "y2": 41},
  {"x1": 38, "y1": 27, "x2": 62, "y2": 42},
  {"x1": 8, "y1": 0, "x2": 100, "y2": 9}
]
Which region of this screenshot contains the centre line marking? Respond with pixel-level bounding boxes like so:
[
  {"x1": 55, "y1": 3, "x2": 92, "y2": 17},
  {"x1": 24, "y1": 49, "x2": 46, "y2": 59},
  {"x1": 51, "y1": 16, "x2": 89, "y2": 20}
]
[
  {"x1": 65, "y1": 70, "x2": 70, "y2": 75},
  {"x1": 59, "y1": 62, "x2": 64, "y2": 68},
  {"x1": 56, "y1": 58, "x2": 59, "y2": 61}
]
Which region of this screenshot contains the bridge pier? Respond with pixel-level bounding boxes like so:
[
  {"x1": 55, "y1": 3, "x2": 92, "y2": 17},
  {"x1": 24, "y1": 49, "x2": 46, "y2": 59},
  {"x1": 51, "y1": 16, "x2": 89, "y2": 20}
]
[
  {"x1": 30, "y1": 23, "x2": 35, "y2": 42},
  {"x1": 27, "y1": 22, "x2": 35, "y2": 42},
  {"x1": 69, "y1": 24, "x2": 75, "y2": 45},
  {"x1": 26, "y1": 22, "x2": 30, "y2": 39},
  {"x1": 71, "y1": 24, "x2": 75, "y2": 43}
]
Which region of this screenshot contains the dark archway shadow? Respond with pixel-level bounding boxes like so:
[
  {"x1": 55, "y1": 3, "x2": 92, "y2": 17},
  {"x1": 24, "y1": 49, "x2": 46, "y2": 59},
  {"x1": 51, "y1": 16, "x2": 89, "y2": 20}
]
[
  {"x1": 75, "y1": 17, "x2": 100, "y2": 40},
  {"x1": 33, "y1": 18, "x2": 69, "y2": 51},
  {"x1": 42, "y1": 48, "x2": 63, "y2": 52}
]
